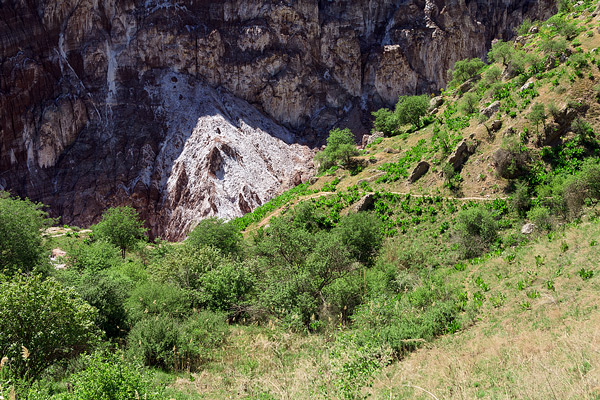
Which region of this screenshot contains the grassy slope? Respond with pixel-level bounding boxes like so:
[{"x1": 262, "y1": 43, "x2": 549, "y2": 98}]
[{"x1": 167, "y1": 6, "x2": 600, "y2": 399}]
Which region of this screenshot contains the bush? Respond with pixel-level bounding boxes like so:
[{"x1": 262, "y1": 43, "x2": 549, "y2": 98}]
[
  {"x1": 77, "y1": 272, "x2": 129, "y2": 338},
  {"x1": 127, "y1": 311, "x2": 228, "y2": 371},
  {"x1": 371, "y1": 108, "x2": 398, "y2": 136},
  {"x1": 487, "y1": 40, "x2": 515, "y2": 66},
  {"x1": 332, "y1": 212, "x2": 384, "y2": 267},
  {"x1": 186, "y1": 217, "x2": 243, "y2": 258},
  {"x1": 351, "y1": 278, "x2": 463, "y2": 357},
  {"x1": 0, "y1": 193, "x2": 52, "y2": 276},
  {"x1": 448, "y1": 58, "x2": 485, "y2": 88},
  {"x1": 527, "y1": 103, "x2": 547, "y2": 134},
  {"x1": 458, "y1": 92, "x2": 479, "y2": 115},
  {"x1": 394, "y1": 95, "x2": 430, "y2": 127},
  {"x1": 482, "y1": 65, "x2": 502, "y2": 86},
  {"x1": 493, "y1": 137, "x2": 530, "y2": 179},
  {"x1": 125, "y1": 281, "x2": 193, "y2": 325},
  {"x1": 68, "y1": 241, "x2": 122, "y2": 272},
  {"x1": 198, "y1": 260, "x2": 255, "y2": 314},
  {"x1": 92, "y1": 206, "x2": 147, "y2": 258},
  {"x1": 527, "y1": 206, "x2": 553, "y2": 231},
  {"x1": 314, "y1": 128, "x2": 359, "y2": 173},
  {"x1": 540, "y1": 37, "x2": 568, "y2": 55},
  {"x1": 0, "y1": 274, "x2": 98, "y2": 380},
  {"x1": 455, "y1": 206, "x2": 499, "y2": 258},
  {"x1": 510, "y1": 181, "x2": 531, "y2": 216},
  {"x1": 61, "y1": 350, "x2": 161, "y2": 400}
]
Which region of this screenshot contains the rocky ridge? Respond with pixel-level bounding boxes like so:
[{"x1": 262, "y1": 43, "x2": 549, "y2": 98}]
[{"x1": 0, "y1": 0, "x2": 555, "y2": 238}]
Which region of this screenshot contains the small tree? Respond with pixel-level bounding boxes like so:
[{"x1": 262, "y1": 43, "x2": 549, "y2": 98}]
[
  {"x1": 92, "y1": 206, "x2": 147, "y2": 258},
  {"x1": 371, "y1": 108, "x2": 398, "y2": 136},
  {"x1": 314, "y1": 128, "x2": 359, "y2": 172},
  {"x1": 528, "y1": 103, "x2": 547, "y2": 134},
  {"x1": 0, "y1": 274, "x2": 98, "y2": 380},
  {"x1": 186, "y1": 217, "x2": 243, "y2": 258},
  {"x1": 394, "y1": 94, "x2": 430, "y2": 127},
  {"x1": 448, "y1": 58, "x2": 485, "y2": 88},
  {"x1": 0, "y1": 193, "x2": 52, "y2": 276},
  {"x1": 458, "y1": 92, "x2": 480, "y2": 115},
  {"x1": 487, "y1": 40, "x2": 515, "y2": 66},
  {"x1": 455, "y1": 206, "x2": 498, "y2": 258}
]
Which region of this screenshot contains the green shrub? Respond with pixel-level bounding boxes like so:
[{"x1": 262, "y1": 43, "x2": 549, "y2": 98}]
[
  {"x1": 458, "y1": 92, "x2": 479, "y2": 115},
  {"x1": 527, "y1": 206, "x2": 553, "y2": 231},
  {"x1": 510, "y1": 181, "x2": 531, "y2": 216},
  {"x1": 487, "y1": 40, "x2": 515, "y2": 66},
  {"x1": 333, "y1": 212, "x2": 384, "y2": 267},
  {"x1": 527, "y1": 103, "x2": 547, "y2": 133},
  {"x1": 61, "y1": 350, "x2": 161, "y2": 400},
  {"x1": 540, "y1": 37, "x2": 568, "y2": 55},
  {"x1": 351, "y1": 279, "x2": 463, "y2": 356},
  {"x1": 186, "y1": 217, "x2": 243, "y2": 258},
  {"x1": 92, "y1": 206, "x2": 147, "y2": 258},
  {"x1": 77, "y1": 272, "x2": 129, "y2": 338},
  {"x1": 371, "y1": 108, "x2": 398, "y2": 136},
  {"x1": 68, "y1": 241, "x2": 122, "y2": 272},
  {"x1": 394, "y1": 95, "x2": 430, "y2": 127},
  {"x1": 455, "y1": 206, "x2": 499, "y2": 258},
  {"x1": 517, "y1": 19, "x2": 534, "y2": 36},
  {"x1": 314, "y1": 128, "x2": 359, "y2": 172},
  {"x1": 198, "y1": 259, "x2": 255, "y2": 314},
  {"x1": 127, "y1": 311, "x2": 228, "y2": 371},
  {"x1": 0, "y1": 193, "x2": 52, "y2": 276},
  {"x1": 448, "y1": 58, "x2": 485, "y2": 88},
  {"x1": 125, "y1": 281, "x2": 193, "y2": 325},
  {"x1": 482, "y1": 65, "x2": 502, "y2": 86},
  {"x1": 0, "y1": 274, "x2": 99, "y2": 380}
]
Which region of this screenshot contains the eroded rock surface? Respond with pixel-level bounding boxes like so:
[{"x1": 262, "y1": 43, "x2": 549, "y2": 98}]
[{"x1": 0, "y1": 0, "x2": 555, "y2": 238}]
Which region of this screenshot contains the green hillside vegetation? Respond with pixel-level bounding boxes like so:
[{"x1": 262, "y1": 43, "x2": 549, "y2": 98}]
[{"x1": 2, "y1": 1, "x2": 600, "y2": 399}]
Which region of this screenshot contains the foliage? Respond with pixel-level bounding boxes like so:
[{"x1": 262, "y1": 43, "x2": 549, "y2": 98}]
[
  {"x1": 527, "y1": 103, "x2": 547, "y2": 133},
  {"x1": 394, "y1": 95, "x2": 430, "y2": 127},
  {"x1": 0, "y1": 193, "x2": 52, "y2": 276},
  {"x1": 510, "y1": 181, "x2": 531, "y2": 216},
  {"x1": 127, "y1": 311, "x2": 228, "y2": 371},
  {"x1": 314, "y1": 128, "x2": 359, "y2": 172},
  {"x1": 527, "y1": 206, "x2": 553, "y2": 231},
  {"x1": 482, "y1": 65, "x2": 502, "y2": 86},
  {"x1": 332, "y1": 212, "x2": 383, "y2": 267},
  {"x1": 68, "y1": 241, "x2": 122, "y2": 272},
  {"x1": 76, "y1": 272, "x2": 129, "y2": 338},
  {"x1": 458, "y1": 92, "x2": 479, "y2": 115},
  {"x1": 59, "y1": 350, "x2": 161, "y2": 400},
  {"x1": 539, "y1": 37, "x2": 568, "y2": 55},
  {"x1": 125, "y1": 281, "x2": 193, "y2": 325},
  {"x1": 454, "y1": 206, "x2": 499, "y2": 258},
  {"x1": 186, "y1": 217, "x2": 243, "y2": 258},
  {"x1": 487, "y1": 40, "x2": 515, "y2": 66},
  {"x1": 92, "y1": 206, "x2": 147, "y2": 258},
  {"x1": 351, "y1": 277, "x2": 463, "y2": 357},
  {"x1": 0, "y1": 274, "x2": 98, "y2": 380},
  {"x1": 448, "y1": 58, "x2": 485, "y2": 88},
  {"x1": 371, "y1": 108, "x2": 397, "y2": 136}
]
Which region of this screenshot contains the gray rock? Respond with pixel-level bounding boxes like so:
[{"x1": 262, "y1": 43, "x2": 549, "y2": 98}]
[
  {"x1": 481, "y1": 101, "x2": 501, "y2": 118},
  {"x1": 491, "y1": 120, "x2": 503, "y2": 132},
  {"x1": 521, "y1": 223, "x2": 536, "y2": 234},
  {"x1": 519, "y1": 81, "x2": 534, "y2": 92},
  {"x1": 408, "y1": 161, "x2": 430, "y2": 183},
  {"x1": 448, "y1": 140, "x2": 476, "y2": 170},
  {"x1": 430, "y1": 96, "x2": 444, "y2": 110},
  {"x1": 351, "y1": 194, "x2": 376, "y2": 212}
]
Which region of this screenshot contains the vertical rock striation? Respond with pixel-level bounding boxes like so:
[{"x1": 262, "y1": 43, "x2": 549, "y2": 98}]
[{"x1": 0, "y1": 0, "x2": 555, "y2": 239}]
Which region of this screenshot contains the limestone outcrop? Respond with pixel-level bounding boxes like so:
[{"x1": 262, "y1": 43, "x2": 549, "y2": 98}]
[{"x1": 0, "y1": 0, "x2": 555, "y2": 238}]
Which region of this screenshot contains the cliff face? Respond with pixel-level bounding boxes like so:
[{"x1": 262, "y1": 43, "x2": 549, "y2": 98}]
[{"x1": 0, "y1": 0, "x2": 555, "y2": 239}]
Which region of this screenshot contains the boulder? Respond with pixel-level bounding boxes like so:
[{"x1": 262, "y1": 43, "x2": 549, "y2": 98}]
[
  {"x1": 481, "y1": 101, "x2": 501, "y2": 118},
  {"x1": 448, "y1": 140, "x2": 476, "y2": 170},
  {"x1": 351, "y1": 194, "x2": 376, "y2": 212},
  {"x1": 408, "y1": 161, "x2": 430, "y2": 183},
  {"x1": 521, "y1": 223, "x2": 536, "y2": 234}
]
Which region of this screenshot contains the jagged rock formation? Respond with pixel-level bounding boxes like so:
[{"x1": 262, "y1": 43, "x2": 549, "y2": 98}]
[{"x1": 0, "y1": 0, "x2": 555, "y2": 238}]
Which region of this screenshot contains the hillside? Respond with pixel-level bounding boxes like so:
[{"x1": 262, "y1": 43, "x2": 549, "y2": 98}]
[{"x1": 2, "y1": 1, "x2": 600, "y2": 400}]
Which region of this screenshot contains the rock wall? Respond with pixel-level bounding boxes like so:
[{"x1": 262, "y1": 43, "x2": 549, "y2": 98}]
[{"x1": 0, "y1": 0, "x2": 555, "y2": 239}]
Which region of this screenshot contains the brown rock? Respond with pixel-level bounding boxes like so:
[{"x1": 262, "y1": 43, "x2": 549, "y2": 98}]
[{"x1": 408, "y1": 161, "x2": 430, "y2": 183}]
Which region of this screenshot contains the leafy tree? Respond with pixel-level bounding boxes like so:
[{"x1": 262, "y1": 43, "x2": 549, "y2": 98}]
[
  {"x1": 487, "y1": 40, "x2": 515, "y2": 66},
  {"x1": 394, "y1": 94, "x2": 430, "y2": 127},
  {"x1": 68, "y1": 241, "x2": 122, "y2": 272},
  {"x1": 371, "y1": 108, "x2": 398, "y2": 136},
  {"x1": 332, "y1": 212, "x2": 383, "y2": 267},
  {"x1": 314, "y1": 128, "x2": 359, "y2": 172},
  {"x1": 458, "y1": 92, "x2": 480, "y2": 115},
  {"x1": 455, "y1": 206, "x2": 499, "y2": 258},
  {"x1": 482, "y1": 65, "x2": 502, "y2": 86},
  {"x1": 448, "y1": 58, "x2": 485, "y2": 88},
  {"x1": 528, "y1": 103, "x2": 547, "y2": 134},
  {"x1": 0, "y1": 274, "x2": 99, "y2": 380},
  {"x1": 186, "y1": 217, "x2": 243, "y2": 258},
  {"x1": 0, "y1": 193, "x2": 52, "y2": 276},
  {"x1": 540, "y1": 37, "x2": 568, "y2": 55},
  {"x1": 92, "y1": 206, "x2": 147, "y2": 258}
]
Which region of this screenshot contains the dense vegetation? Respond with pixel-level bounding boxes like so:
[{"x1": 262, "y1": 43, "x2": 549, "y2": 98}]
[{"x1": 2, "y1": 1, "x2": 600, "y2": 398}]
